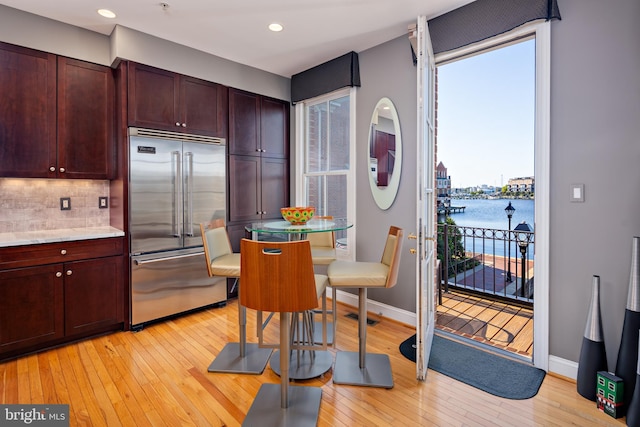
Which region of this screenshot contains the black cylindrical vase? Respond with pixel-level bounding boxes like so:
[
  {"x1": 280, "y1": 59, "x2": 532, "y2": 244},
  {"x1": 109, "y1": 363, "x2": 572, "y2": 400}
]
[
  {"x1": 615, "y1": 237, "x2": 640, "y2": 412},
  {"x1": 625, "y1": 331, "x2": 640, "y2": 427},
  {"x1": 577, "y1": 275, "x2": 608, "y2": 401}
]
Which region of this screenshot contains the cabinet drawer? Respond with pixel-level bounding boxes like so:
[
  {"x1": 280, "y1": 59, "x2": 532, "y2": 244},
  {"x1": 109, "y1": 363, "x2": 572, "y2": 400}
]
[{"x1": 0, "y1": 237, "x2": 124, "y2": 270}]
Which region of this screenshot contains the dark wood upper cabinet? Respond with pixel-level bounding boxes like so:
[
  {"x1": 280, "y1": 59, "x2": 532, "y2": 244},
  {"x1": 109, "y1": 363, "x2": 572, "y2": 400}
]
[
  {"x1": 227, "y1": 89, "x2": 290, "y2": 224},
  {"x1": 0, "y1": 42, "x2": 57, "y2": 178},
  {"x1": 228, "y1": 88, "x2": 288, "y2": 158},
  {"x1": 57, "y1": 57, "x2": 116, "y2": 179},
  {"x1": 0, "y1": 42, "x2": 116, "y2": 179},
  {"x1": 127, "y1": 62, "x2": 228, "y2": 138},
  {"x1": 181, "y1": 75, "x2": 228, "y2": 137},
  {"x1": 260, "y1": 96, "x2": 289, "y2": 159}
]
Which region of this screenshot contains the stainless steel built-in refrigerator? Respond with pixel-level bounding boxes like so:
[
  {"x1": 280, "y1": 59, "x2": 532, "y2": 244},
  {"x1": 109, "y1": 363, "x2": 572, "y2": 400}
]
[{"x1": 129, "y1": 127, "x2": 227, "y2": 328}]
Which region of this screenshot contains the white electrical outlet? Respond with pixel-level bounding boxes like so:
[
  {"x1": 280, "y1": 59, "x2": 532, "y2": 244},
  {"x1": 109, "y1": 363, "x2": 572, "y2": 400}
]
[
  {"x1": 60, "y1": 197, "x2": 71, "y2": 210},
  {"x1": 99, "y1": 197, "x2": 108, "y2": 209}
]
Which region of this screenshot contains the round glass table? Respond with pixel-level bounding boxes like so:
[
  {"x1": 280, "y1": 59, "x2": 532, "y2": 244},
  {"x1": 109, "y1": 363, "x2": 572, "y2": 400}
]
[
  {"x1": 246, "y1": 217, "x2": 352, "y2": 239},
  {"x1": 245, "y1": 217, "x2": 353, "y2": 379}
]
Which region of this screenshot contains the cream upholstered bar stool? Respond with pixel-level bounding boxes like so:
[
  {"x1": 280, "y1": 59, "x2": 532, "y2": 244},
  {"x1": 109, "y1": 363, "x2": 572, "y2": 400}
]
[
  {"x1": 327, "y1": 225, "x2": 403, "y2": 388},
  {"x1": 240, "y1": 238, "x2": 328, "y2": 427},
  {"x1": 201, "y1": 219, "x2": 272, "y2": 374},
  {"x1": 308, "y1": 216, "x2": 337, "y2": 266},
  {"x1": 307, "y1": 215, "x2": 337, "y2": 345}
]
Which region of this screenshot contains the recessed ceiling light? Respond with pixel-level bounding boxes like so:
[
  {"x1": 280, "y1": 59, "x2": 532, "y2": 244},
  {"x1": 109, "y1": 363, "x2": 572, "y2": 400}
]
[
  {"x1": 98, "y1": 9, "x2": 116, "y2": 19},
  {"x1": 268, "y1": 23, "x2": 283, "y2": 32}
]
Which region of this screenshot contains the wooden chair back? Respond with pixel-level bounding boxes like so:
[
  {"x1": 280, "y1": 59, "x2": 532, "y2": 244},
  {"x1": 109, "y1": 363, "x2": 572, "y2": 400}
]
[{"x1": 239, "y1": 239, "x2": 318, "y2": 313}]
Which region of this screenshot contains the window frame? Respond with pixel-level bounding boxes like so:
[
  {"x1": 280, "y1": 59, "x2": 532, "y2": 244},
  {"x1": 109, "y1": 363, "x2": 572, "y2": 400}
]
[{"x1": 294, "y1": 87, "x2": 357, "y2": 260}]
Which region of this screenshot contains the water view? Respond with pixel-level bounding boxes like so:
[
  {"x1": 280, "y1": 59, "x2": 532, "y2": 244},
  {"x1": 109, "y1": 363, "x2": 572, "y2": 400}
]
[
  {"x1": 443, "y1": 198, "x2": 535, "y2": 260},
  {"x1": 449, "y1": 198, "x2": 534, "y2": 230}
]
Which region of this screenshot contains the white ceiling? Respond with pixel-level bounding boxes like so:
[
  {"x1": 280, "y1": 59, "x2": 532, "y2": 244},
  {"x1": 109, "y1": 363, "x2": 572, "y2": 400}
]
[{"x1": 0, "y1": 0, "x2": 472, "y2": 77}]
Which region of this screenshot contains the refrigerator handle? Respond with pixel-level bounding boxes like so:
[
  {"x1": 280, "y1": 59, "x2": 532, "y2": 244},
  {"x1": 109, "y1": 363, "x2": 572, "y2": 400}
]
[
  {"x1": 172, "y1": 150, "x2": 181, "y2": 238},
  {"x1": 134, "y1": 251, "x2": 205, "y2": 265},
  {"x1": 184, "y1": 151, "x2": 194, "y2": 237}
]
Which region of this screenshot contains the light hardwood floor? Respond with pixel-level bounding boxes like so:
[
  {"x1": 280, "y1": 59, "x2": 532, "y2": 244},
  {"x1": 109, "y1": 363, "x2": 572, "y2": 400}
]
[{"x1": 0, "y1": 299, "x2": 626, "y2": 426}]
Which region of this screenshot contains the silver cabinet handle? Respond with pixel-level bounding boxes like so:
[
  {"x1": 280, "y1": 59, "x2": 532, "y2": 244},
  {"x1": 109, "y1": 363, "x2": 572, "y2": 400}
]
[
  {"x1": 175, "y1": 122, "x2": 181, "y2": 126},
  {"x1": 56, "y1": 272, "x2": 62, "y2": 278},
  {"x1": 60, "y1": 249, "x2": 67, "y2": 255},
  {"x1": 49, "y1": 166, "x2": 55, "y2": 172},
  {"x1": 59, "y1": 167, "x2": 65, "y2": 173},
  {"x1": 66, "y1": 270, "x2": 72, "y2": 276},
  {"x1": 182, "y1": 123, "x2": 186, "y2": 127}
]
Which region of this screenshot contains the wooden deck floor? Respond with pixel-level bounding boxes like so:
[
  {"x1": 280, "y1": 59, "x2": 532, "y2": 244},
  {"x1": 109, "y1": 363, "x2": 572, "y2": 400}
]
[{"x1": 436, "y1": 290, "x2": 534, "y2": 358}]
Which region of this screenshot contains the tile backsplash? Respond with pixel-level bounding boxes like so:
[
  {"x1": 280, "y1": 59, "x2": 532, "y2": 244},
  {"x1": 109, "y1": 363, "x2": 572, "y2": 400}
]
[{"x1": 0, "y1": 179, "x2": 110, "y2": 233}]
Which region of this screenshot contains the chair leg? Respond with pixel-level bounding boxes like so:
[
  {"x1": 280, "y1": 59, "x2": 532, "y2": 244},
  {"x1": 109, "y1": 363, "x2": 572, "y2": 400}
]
[
  {"x1": 242, "y1": 311, "x2": 323, "y2": 426},
  {"x1": 207, "y1": 299, "x2": 272, "y2": 374},
  {"x1": 332, "y1": 287, "x2": 338, "y2": 347},
  {"x1": 358, "y1": 288, "x2": 367, "y2": 367},
  {"x1": 332, "y1": 287, "x2": 394, "y2": 388},
  {"x1": 280, "y1": 312, "x2": 290, "y2": 408}
]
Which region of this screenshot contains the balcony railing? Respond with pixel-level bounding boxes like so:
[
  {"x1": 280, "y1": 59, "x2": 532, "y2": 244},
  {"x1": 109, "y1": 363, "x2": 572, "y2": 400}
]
[{"x1": 437, "y1": 222, "x2": 534, "y2": 305}]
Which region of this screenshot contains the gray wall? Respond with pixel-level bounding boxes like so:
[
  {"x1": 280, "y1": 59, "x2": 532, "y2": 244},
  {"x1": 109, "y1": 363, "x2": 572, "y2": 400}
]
[
  {"x1": 356, "y1": 36, "x2": 418, "y2": 312},
  {"x1": 549, "y1": 0, "x2": 640, "y2": 366}
]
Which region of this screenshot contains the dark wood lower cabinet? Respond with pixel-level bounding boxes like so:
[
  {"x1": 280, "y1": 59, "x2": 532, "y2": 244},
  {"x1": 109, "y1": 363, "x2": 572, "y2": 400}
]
[
  {"x1": 0, "y1": 238, "x2": 125, "y2": 360},
  {"x1": 64, "y1": 256, "x2": 124, "y2": 337},
  {"x1": 0, "y1": 264, "x2": 64, "y2": 354}
]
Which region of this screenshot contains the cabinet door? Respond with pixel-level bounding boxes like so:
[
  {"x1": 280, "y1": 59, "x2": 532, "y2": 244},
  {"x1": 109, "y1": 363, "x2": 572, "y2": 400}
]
[
  {"x1": 0, "y1": 42, "x2": 57, "y2": 178},
  {"x1": 260, "y1": 97, "x2": 289, "y2": 159},
  {"x1": 0, "y1": 264, "x2": 64, "y2": 354},
  {"x1": 181, "y1": 76, "x2": 228, "y2": 138},
  {"x1": 228, "y1": 155, "x2": 261, "y2": 222},
  {"x1": 261, "y1": 157, "x2": 289, "y2": 220},
  {"x1": 57, "y1": 57, "x2": 116, "y2": 179},
  {"x1": 64, "y1": 255, "x2": 124, "y2": 336},
  {"x1": 228, "y1": 88, "x2": 260, "y2": 156},
  {"x1": 128, "y1": 62, "x2": 180, "y2": 131}
]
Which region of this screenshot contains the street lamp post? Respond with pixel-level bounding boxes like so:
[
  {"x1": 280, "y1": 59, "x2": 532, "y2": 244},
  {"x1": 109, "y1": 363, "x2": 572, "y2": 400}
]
[
  {"x1": 514, "y1": 221, "x2": 534, "y2": 298},
  {"x1": 504, "y1": 202, "x2": 515, "y2": 282}
]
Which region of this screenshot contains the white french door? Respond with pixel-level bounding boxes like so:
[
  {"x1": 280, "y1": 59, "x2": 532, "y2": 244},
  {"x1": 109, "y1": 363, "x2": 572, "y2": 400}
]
[{"x1": 415, "y1": 15, "x2": 436, "y2": 381}]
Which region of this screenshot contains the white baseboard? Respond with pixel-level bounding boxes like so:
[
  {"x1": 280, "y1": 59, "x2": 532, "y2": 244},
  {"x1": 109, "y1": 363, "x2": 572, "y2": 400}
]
[
  {"x1": 548, "y1": 355, "x2": 578, "y2": 380},
  {"x1": 332, "y1": 288, "x2": 417, "y2": 327}
]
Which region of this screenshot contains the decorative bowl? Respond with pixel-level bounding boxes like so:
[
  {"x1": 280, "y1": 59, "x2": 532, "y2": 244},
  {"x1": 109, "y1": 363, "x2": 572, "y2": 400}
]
[{"x1": 280, "y1": 207, "x2": 315, "y2": 225}]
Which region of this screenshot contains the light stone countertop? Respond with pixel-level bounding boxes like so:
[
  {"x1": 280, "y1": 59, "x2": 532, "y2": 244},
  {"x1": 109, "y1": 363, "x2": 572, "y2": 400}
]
[{"x1": 0, "y1": 226, "x2": 125, "y2": 248}]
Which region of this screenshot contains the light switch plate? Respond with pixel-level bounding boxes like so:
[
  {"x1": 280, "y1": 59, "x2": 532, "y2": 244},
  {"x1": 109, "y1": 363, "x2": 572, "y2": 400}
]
[
  {"x1": 99, "y1": 197, "x2": 108, "y2": 209},
  {"x1": 570, "y1": 184, "x2": 584, "y2": 202},
  {"x1": 60, "y1": 197, "x2": 71, "y2": 210}
]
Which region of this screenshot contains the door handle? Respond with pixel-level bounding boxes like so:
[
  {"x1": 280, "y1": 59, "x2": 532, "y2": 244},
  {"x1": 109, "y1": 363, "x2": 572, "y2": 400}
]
[
  {"x1": 184, "y1": 152, "x2": 194, "y2": 237},
  {"x1": 408, "y1": 233, "x2": 417, "y2": 240},
  {"x1": 172, "y1": 150, "x2": 181, "y2": 239}
]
